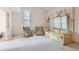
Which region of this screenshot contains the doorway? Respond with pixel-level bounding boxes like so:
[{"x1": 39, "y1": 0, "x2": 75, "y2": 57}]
[{"x1": 0, "y1": 9, "x2": 9, "y2": 41}]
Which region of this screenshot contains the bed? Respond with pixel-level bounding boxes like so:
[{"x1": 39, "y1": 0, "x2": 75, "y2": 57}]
[{"x1": 0, "y1": 36, "x2": 77, "y2": 51}]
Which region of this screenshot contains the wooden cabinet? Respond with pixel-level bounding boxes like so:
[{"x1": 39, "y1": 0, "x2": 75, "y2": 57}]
[{"x1": 64, "y1": 32, "x2": 73, "y2": 45}]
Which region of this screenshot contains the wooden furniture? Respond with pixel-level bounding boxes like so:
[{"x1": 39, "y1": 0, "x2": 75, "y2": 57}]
[{"x1": 63, "y1": 32, "x2": 74, "y2": 45}]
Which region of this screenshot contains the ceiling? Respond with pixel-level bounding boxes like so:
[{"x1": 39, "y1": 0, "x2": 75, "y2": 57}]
[
  {"x1": 9, "y1": 7, "x2": 21, "y2": 13},
  {"x1": 41, "y1": 7, "x2": 54, "y2": 12},
  {"x1": 6, "y1": 7, "x2": 72, "y2": 13},
  {"x1": 8, "y1": 7, "x2": 55, "y2": 13}
]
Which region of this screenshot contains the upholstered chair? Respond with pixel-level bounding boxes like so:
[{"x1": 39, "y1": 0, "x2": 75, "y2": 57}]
[
  {"x1": 34, "y1": 26, "x2": 45, "y2": 35},
  {"x1": 23, "y1": 27, "x2": 33, "y2": 37}
]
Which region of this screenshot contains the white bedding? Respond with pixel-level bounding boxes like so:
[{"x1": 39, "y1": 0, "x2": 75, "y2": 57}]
[{"x1": 0, "y1": 36, "x2": 77, "y2": 51}]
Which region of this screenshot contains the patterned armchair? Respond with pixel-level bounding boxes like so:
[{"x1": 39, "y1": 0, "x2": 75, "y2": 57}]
[
  {"x1": 23, "y1": 27, "x2": 33, "y2": 37},
  {"x1": 34, "y1": 26, "x2": 45, "y2": 35}
]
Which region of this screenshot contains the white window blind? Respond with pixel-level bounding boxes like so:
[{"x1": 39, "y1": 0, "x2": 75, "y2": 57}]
[
  {"x1": 53, "y1": 17, "x2": 61, "y2": 28},
  {"x1": 23, "y1": 11, "x2": 31, "y2": 27}
]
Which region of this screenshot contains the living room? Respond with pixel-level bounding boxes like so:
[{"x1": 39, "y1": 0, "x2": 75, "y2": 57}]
[{"x1": 0, "y1": 7, "x2": 79, "y2": 51}]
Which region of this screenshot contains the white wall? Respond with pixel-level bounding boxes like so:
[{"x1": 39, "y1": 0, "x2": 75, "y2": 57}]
[
  {"x1": 30, "y1": 8, "x2": 48, "y2": 29},
  {"x1": 74, "y1": 8, "x2": 79, "y2": 43},
  {"x1": 12, "y1": 12, "x2": 23, "y2": 36},
  {"x1": 12, "y1": 7, "x2": 48, "y2": 36}
]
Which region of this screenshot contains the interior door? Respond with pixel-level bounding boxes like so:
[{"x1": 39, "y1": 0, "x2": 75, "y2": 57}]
[{"x1": 0, "y1": 9, "x2": 8, "y2": 41}]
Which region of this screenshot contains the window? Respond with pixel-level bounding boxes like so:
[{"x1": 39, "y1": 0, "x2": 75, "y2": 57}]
[
  {"x1": 53, "y1": 17, "x2": 61, "y2": 28},
  {"x1": 61, "y1": 16, "x2": 68, "y2": 30},
  {"x1": 23, "y1": 11, "x2": 31, "y2": 27},
  {"x1": 53, "y1": 15, "x2": 68, "y2": 30}
]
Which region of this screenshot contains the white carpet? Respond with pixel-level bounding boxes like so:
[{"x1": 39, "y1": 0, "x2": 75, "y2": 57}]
[{"x1": 0, "y1": 36, "x2": 77, "y2": 51}]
